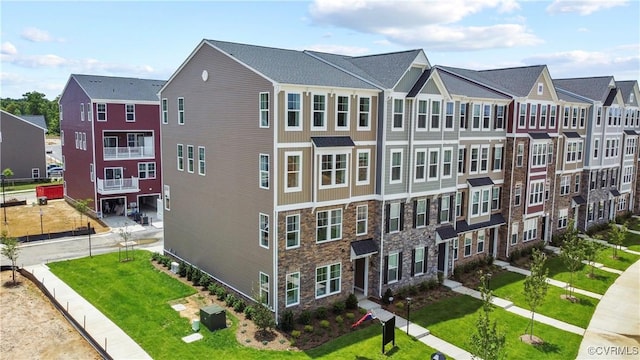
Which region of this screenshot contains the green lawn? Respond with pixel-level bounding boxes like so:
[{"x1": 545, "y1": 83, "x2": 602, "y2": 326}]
[
  {"x1": 601, "y1": 230, "x2": 640, "y2": 252},
  {"x1": 594, "y1": 247, "x2": 640, "y2": 271},
  {"x1": 488, "y1": 272, "x2": 597, "y2": 328},
  {"x1": 48, "y1": 250, "x2": 439, "y2": 359},
  {"x1": 621, "y1": 217, "x2": 640, "y2": 232},
  {"x1": 4, "y1": 180, "x2": 61, "y2": 192},
  {"x1": 543, "y1": 255, "x2": 618, "y2": 294},
  {"x1": 412, "y1": 295, "x2": 582, "y2": 359}
]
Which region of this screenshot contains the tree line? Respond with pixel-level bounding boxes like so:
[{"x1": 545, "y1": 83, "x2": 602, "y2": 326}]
[{"x1": 1, "y1": 91, "x2": 60, "y2": 135}]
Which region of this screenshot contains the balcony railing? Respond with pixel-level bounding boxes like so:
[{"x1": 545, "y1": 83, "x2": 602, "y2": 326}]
[
  {"x1": 103, "y1": 146, "x2": 154, "y2": 160},
  {"x1": 97, "y1": 177, "x2": 140, "y2": 195}
]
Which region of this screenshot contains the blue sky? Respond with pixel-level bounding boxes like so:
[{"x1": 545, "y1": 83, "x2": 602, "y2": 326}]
[{"x1": 1, "y1": 0, "x2": 638, "y2": 100}]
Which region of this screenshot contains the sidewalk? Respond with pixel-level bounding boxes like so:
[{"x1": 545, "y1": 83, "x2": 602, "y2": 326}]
[
  {"x1": 358, "y1": 298, "x2": 474, "y2": 360},
  {"x1": 23, "y1": 263, "x2": 152, "y2": 360}
]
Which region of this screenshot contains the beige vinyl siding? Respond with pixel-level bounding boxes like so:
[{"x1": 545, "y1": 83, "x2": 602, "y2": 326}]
[
  {"x1": 527, "y1": 73, "x2": 555, "y2": 101},
  {"x1": 278, "y1": 147, "x2": 312, "y2": 205},
  {"x1": 352, "y1": 145, "x2": 376, "y2": 197}
]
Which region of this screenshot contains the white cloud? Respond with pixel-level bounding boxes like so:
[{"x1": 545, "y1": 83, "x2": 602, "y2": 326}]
[
  {"x1": 304, "y1": 44, "x2": 371, "y2": 56},
  {"x1": 308, "y1": 0, "x2": 539, "y2": 51},
  {"x1": 546, "y1": 0, "x2": 628, "y2": 15},
  {"x1": 21, "y1": 27, "x2": 64, "y2": 42},
  {"x1": 577, "y1": 27, "x2": 589, "y2": 32},
  {"x1": 2, "y1": 51, "x2": 156, "y2": 75},
  {"x1": 1, "y1": 42, "x2": 17, "y2": 55},
  {"x1": 522, "y1": 47, "x2": 639, "y2": 79}
]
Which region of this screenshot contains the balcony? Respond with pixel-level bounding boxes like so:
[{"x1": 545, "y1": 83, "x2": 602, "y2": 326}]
[
  {"x1": 103, "y1": 146, "x2": 155, "y2": 160},
  {"x1": 97, "y1": 177, "x2": 140, "y2": 195}
]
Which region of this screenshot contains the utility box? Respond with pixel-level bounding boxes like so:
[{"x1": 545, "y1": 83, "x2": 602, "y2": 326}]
[
  {"x1": 38, "y1": 196, "x2": 48, "y2": 205},
  {"x1": 200, "y1": 304, "x2": 226, "y2": 331}
]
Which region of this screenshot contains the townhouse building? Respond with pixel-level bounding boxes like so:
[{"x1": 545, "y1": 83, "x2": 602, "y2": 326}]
[
  {"x1": 59, "y1": 74, "x2": 165, "y2": 219},
  {"x1": 617, "y1": 81, "x2": 640, "y2": 215},
  {"x1": 0, "y1": 110, "x2": 47, "y2": 180}
]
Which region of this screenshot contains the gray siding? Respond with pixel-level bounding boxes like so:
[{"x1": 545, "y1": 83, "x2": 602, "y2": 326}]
[
  {"x1": 395, "y1": 67, "x2": 423, "y2": 93},
  {"x1": 0, "y1": 111, "x2": 46, "y2": 180}
]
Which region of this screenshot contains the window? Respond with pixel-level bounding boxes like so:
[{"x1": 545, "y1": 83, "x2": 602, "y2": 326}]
[
  {"x1": 431, "y1": 100, "x2": 440, "y2": 129},
  {"x1": 532, "y1": 143, "x2": 547, "y2": 167},
  {"x1": 529, "y1": 104, "x2": 537, "y2": 127},
  {"x1": 187, "y1": 145, "x2": 194, "y2": 173},
  {"x1": 596, "y1": 106, "x2": 602, "y2": 126},
  {"x1": 61, "y1": 130, "x2": 64, "y2": 146},
  {"x1": 317, "y1": 209, "x2": 342, "y2": 242},
  {"x1": 470, "y1": 147, "x2": 479, "y2": 173},
  {"x1": 415, "y1": 199, "x2": 427, "y2": 228},
  {"x1": 390, "y1": 150, "x2": 402, "y2": 183},
  {"x1": 516, "y1": 143, "x2": 524, "y2": 167},
  {"x1": 388, "y1": 203, "x2": 401, "y2": 233},
  {"x1": 472, "y1": 104, "x2": 481, "y2": 129},
  {"x1": 574, "y1": 174, "x2": 581, "y2": 193},
  {"x1": 511, "y1": 223, "x2": 518, "y2": 245},
  {"x1": 285, "y1": 152, "x2": 302, "y2": 192},
  {"x1": 259, "y1": 154, "x2": 269, "y2": 189},
  {"x1": 537, "y1": 82, "x2": 544, "y2": 95},
  {"x1": 494, "y1": 105, "x2": 504, "y2": 129},
  {"x1": 286, "y1": 272, "x2": 300, "y2": 306},
  {"x1": 626, "y1": 138, "x2": 637, "y2": 156},
  {"x1": 198, "y1": 147, "x2": 206, "y2": 175},
  {"x1": 356, "y1": 205, "x2": 368, "y2": 235},
  {"x1": 358, "y1": 97, "x2": 370, "y2": 129},
  {"x1": 491, "y1": 187, "x2": 500, "y2": 210},
  {"x1": 549, "y1": 105, "x2": 556, "y2": 128},
  {"x1": 89, "y1": 163, "x2": 94, "y2": 181},
  {"x1": 164, "y1": 185, "x2": 170, "y2": 210},
  {"x1": 413, "y1": 247, "x2": 426, "y2": 276},
  {"x1": 387, "y1": 253, "x2": 400, "y2": 283},
  {"x1": 31, "y1": 168, "x2": 40, "y2": 179},
  {"x1": 560, "y1": 175, "x2": 570, "y2": 195},
  {"x1": 177, "y1": 98, "x2": 184, "y2": 125},
  {"x1": 428, "y1": 149, "x2": 439, "y2": 180},
  {"x1": 138, "y1": 162, "x2": 156, "y2": 179},
  {"x1": 162, "y1": 98, "x2": 168, "y2": 124},
  {"x1": 456, "y1": 192, "x2": 463, "y2": 217},
  {"x1": 480, "y1": 146, "x2": 489, "y2": 172},
  {"x1": 59, "y1": 104, "x2": 63, "y2": 122},
  {"x1": 619, "y1": 196, "x2": 627, "y2": 211},
  {"x1": 75, "y1": 132, "x2": 79, "y2": 149},
  {"x1": 357, "y1": 150, "x2": 370, "y2": 185},
  {"x1": 590, "y1": 171, "x2": 597, "y2": 190},
  {"x1": 579, "y1": 108, "x2": 586, "y2": 128},
  {"x1": 519, "y1": 103, "x2": 526, "y2": 128},
  {"x1": 97, "y1": 103, "x2": 106, "y2": 121},
  {"x1": 471, "y1": 190, "x2": 480, "y2": 216},
  {"x1": 598, "y1": 201, "x2": 605, "y2": 219},
  {"x1": 452, "y1": 239, "x2": 459, "y2": 259},
  {"x1": 458, "y1": 147, "x2": 466, "y2": 174},
  {"x1": 514, "y1": 184, "x2": 522, "y2": 206},
  {"x1": 260, "y1": 92, "x2": 269, "y2": 127},
  {"x1": 393, "y1": 99, "x2": 403, "y2": 129},
  {"x1": 336, "y1": 95, "x2": 349, "y2": 129},
  {"x1": 80, "y1": 103, "x2": 84, "y2": 121},
  {"x1": 481, "y1": 189, "x2": 490, "y2": 214},
  {"x1": 126, "y1": 104, "x2": 135, "y2": 122},
  {"x1": 482, "y1": 104, "x2": 491, "y2": 129},
  {"x1": 417, "y1": 100, "x2": 427, "y2": 129},
  {"x1": 464, "y1": 235, "x2": 472, "y2": 257},
  {"x1": 321, "y1": 153, "x2": 347, "y2": 187},
  {"x1": 177, "y1": 144, "x2": 184, "y2": 171},
  {"x1": 477, "y1": 231, "x2": 485, "y2": 253},
  {"x1": 415, "y1": 150, "x2": 426, "y2": 182},
  {"x1": 493, "y1": 146, "x2": 503, "y2": 171},
  {"x1": 563, "y1": 106, "x2": 570, "y2": 128},
  {"x1": 316, "y1": 263, "x2": 341, "y2": 298},
  {"x1": 259, "y1": 273, "x2": 269, "y2": 305},
  {"x1": 523, "y1": 218, "x2": 537, "y2": 242},
  {"x1": 540, "y1": 105, "x2": 547, "y2": 127},
  {"x1": 459, "y1": 103, "x2": 467, "y2": 129},
  {"x1": 529, "y1": 181, "x2": 545, "y2": 205},
  {"x1": 87, "y1": 104, "x2": 92, "y2": 122},
  {"x1": 287, "y1": 93, "x2": 301, "y2": 129},
  {"x1": 259, "y1": 213, "x2": 269, "y2": 248},
  {"x1": 442, "y1": 149, "x2": 452, "y2": 178},
  {"x1": 440, "y1": 195, "x2": 450, "y2": 223},
  {"x1": 445, "y1": 101, "x2": 454, "y2": 129},
  {"x1": 571, "y1": 107, "x2": 578, "y2": 128},
  {"x1": 593, "y1": 139, "x2": 599, "y2": 159},
  {"x1": 566, "y1": 141, "x2": 582, "y2": 162},
  {"x1": 623, "y1": 166, "x2": 634, "y2": 184},
  {"x1": 558, "y1": 209, "x2": 568, "y2": 229},
  {"x1": 286, "y1": 214, "x2": 300, "y2": 248}
]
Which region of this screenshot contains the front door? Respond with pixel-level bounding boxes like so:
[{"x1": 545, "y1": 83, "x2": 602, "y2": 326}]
[
  {"x1": 437, "y1": 243, "x2": 446, "y2": 272},
  {"x1": 354, "y1": 258, "x2": 365, "y2": 292}
]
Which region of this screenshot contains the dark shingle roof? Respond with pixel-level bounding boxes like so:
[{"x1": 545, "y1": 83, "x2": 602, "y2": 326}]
[
  {"x1": 564, "y1": 132, "x2": 581, "y2": 139},
  {"x1": 206, "y1": 40, "x2": 379, "y2": 90},
  {"x1": 436, "y1": 226, "x2": 458, "y2": 241},
  {"x1": 554, "y1": 76, "x2": 615, "y2": 103},
  {"x1": 617, "y1": 80, "x2": 638, "y2": 105},
  {"x1": 468, "y1": 177, "x2": 494, "y2": 187},
  {"x1": 603, "y1": 88, "x2": 618, "y2": 106},
  {"x1": 572, "y1": 196, "x2": 586, "y2": 205},
  {"x1": 311, "y1": 136, "x2": 355, "y2": 147},
  {"x1": 476, "y1": 65, "x2": 547, "y2": 97},
  {"x1": 456, "y1": 214, "x2": 506, "y2": 234},
  {"x1": 407, "y1": 69, "x2": 431, "y2": 98},
  {"x1": 19, "y1": 115, "x2": 47, "y2": 131},
  {"x1": 624, "y1": 130, "x2": 639, "y2": 135},
  {"x1": 351, "y1": 239, "x2": 378, "y2": 257},
  {"x1": 72, "y1": 74, "x2": 165, "y2": 101},
  {"x1": 610, "y1": 189, "x2": 621, "y2": 197},
  {"x1": 435, "y1": 67, "x2": 511, "y2": 99},
  {"x1": 529, "y1": 132, "x2": 551, "y2": 140}
]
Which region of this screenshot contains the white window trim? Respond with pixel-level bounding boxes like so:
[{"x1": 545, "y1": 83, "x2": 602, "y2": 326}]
[
  {"x1": 387, "y1": 252, "x2": 400, "y2": 283},
  {"x1": 335, "y1": 94, "x2": 350, "y2": 131},
  {"x1": 177, "y1": 144, "x2": 184, "y2": 171},
  {"x1": 286, "y1": 214, "x2": 300, "y2": 249},
  {"x1": 319, "y1": 152, "x2": 349, "y2": 189},
  {"x1": 284, "y1": 151, "x2": 302, "y2": 193},
  {"x1": 311, "y1": 93, "x2": 327, "y2": 131},
  {"x1": 259, "y1": 272, "x2": 269, "y2": 305},
  {"x1": 164, "y1": 184, "x2": 170, "y2": 211},
  {"x1": 479, "y1": 145, "x2": 489, "y2": 173},
  {"x1": 414, "y1": 149, "x2": 426, "y2": 183},
  {"x1": 259, "y1": 154, "x2": 269, "y2": 189},
  {"x1": 259, "y1": 213, "x2": 269, "y2": 249},
  {"x1": 427, "y1": 148, "x2": 439, "y2": 181},
  {"x1": 162, "y1": 98, "x2": 168, "y2": 124},
  {"x1": 187, "y1": 145, "x2": 194, "y2": 173},
  {"x1": 511, "y1": 222, "x2": 518, "y2": 245},
  {"x1": 356, "y1": 149, "x2": 370, "y2": 186},
  {"x1": 388, "y1": 202, "x2": 401, "y2": 233},
  {"x1": 97, "y1": 103, "x2": 107, "y2": 122},
  {"x1": 493, "y1": 145, "x2": 504, "y2": 172},
  {"x1": 392, "y1": 98, "x2": 404, "y2": 131},
  {"x1": 285, "y1": 272, "x2": 300, "y2": 307},
  {"x1": 259, "y1": 92, "x2": 270, "y2": 128},
  {"x1": 416, "y1": 198, "x2": 427, "y2": 228},
  {"x1": 430, "y1": 99, "x2": 441, "y2": 131},
  {"x1": 464, "y1": 234, "x2": 473, "y2": 257},
  {"x1": 316, "y1": 208, "x2": 342, "y2": 243},
  {"x1": 444, "y1": 101, "x2": 455, "y2": 131},
  {"x1": 416, "y1": 99, "x2": 428, "y2": 131},
  {"x1": 177, "y1": 97, "x2": 185, "y2": 125},
  {"x1": 477, "y1": 231, "x2": 485, "y2": 253},
  {"x1": 357, "y1": 96, "x2": 371, "y2": 131},
  {"x1": 198, "y1": 146, "x2": 206, "y2": 176},
  {"x1": 470, "y1": 145, "x2": 479, "y2": 174},
  {"x1": 80, "y1": 103, "x2": 84, "y2": 121},
  {"x1": 529, "y1": 180, "x2": 545, "y2": 206},
  {"x1": 390, "y1": 149, "x2": 403, "y2": 184},
  {"x1": 125, "y1": 104, "x2": 135, "y2": 122},
  {"x1": 414, "y1": 247, "x2": 425, "y2": 276},
  {"x1": 316, "y1": 263, "x2": 341, "y2": 299},
  {"x1": 356, "y1": 205, "x2": 368, "y2": 236},
  {"x1": 442, "y1": 147, "x2": 453, "y2": 179},
  {"x1": 138, "y1": 162, "x2": 156, "y2": 179},
  {"x1": 285, "y1": 92, "x2": 302, "y2": 131}
]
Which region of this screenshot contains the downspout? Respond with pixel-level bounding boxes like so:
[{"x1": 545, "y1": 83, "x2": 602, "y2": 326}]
[
  {"x1": 90, "y1": 101, "x2": 98, "y2": 216},
  {"x1": 506, "y1": 100, "x2": 519, "y2": 260},
  {"x1": 272, "y1": 84, "x2": 279, "y2": 322},
  {"x1": 407, "y1": 97, "x2": 415, "y2": 199},
  {"x1": 378, "y1": 91, "x2": 389, "y2": 299}
]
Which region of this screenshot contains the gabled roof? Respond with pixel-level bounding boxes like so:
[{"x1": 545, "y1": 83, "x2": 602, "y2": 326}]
[
  {"x1": 603, "y1": 88, "x2": 619, "y2": 106},
  {"x1": 435, "y1": 66, "x2": 511, "y2": 100},
  {"x1": 70, "y1": 74, "x2": 165, "y2": 102},
  {"x1": 617, "y1": 80, "x2": 638, "y2": 105},
  {"x1": 554, "y1": 83, "x2": 591, "y2": 104},
  {"x1": 206, "y1": 40, "x2": 378, "y2": 90},
  {"x1": 554, "y1": 76, "x2": 615, "y2": 103},
  {"x1": 477, "y1": 65, "x2": 548, "y2": 97},
  {"x1": 0, "y1": 110, "x2": 47, "y2": 132}
]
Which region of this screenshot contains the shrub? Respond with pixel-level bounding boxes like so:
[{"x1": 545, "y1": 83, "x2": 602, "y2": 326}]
[
  {"x1": 191, "y1": 269, "x2": 202, "y2": 285},
  {"x1": 297, "y1": 310, "x2": 312, "y2": 325},
  {"x1": 396, "y1": 302, "x2": 405, "y2": 310},
  {"x1": 345, "y1": 312, "x2": 355, "y2": 320},
  {"x1": 215, "y1": 287, "x2": 227, "y2": 301},
  {"x1": 314, "y1": 306, "x2": 327, "y2": 320},
  {"x1": 243, "y1": 305, "x2": 255, "y2": 320},
  {"x1": 199, "y1": 274, "x2": 211, "y2": 288},
  {"x1": 151, "y1": 252, "x2": 160, "y2": 262},
  {"x1": 407, "y1": 284, "x2": 418, "y2": 296},
  {"x1": 319, "y1": 320, "x2": 330, "y2": 329},
  {"x1": 335, "y1": 315, "x2": 344, "y2": 324},
  {"x1": 234, "y1": 300, "x2": 246, "y2": 313},
  {"x1": 186, "y1": 265, "x2": 194, "y2": 281},
  {"x1": 253, "y1": 304, "x2": 276, "y2": 333},
  {"x1": 304, "y1": 325, "x2": 314, "y2": 333},
  {"x1": 178, "y1": 261, "x2": 187, "y2": 277},
  {"x1": 345, "y1": 293, "x2": 358, "y2": 310},
  {"x1": 161, "y1": 256, "x2": 171, "y2": 268},
  {"x1": 437, "y1": 272, "x2": 444, "y2": 284},
  {"x1": 291, "y1": 330, "x2": 301, "y2": 338},
  {"x1": 382, "y1": 288, "x2": 394, "y2": 305},
  {"x1": 615, "y1": 211, "x2": 632, "y2": 225},
  {"x1": 279, "y1": 310, "x2": 295, "y2": 332},
  {"x1": 332, "y1": 300, "x2": 346, "y2": 314},
  {"x1": 208, "y1": 283, "x2": 219, "y2": 295},
  {"x1": 225, "y1": 293, "x2": 237, "y2": 307}
]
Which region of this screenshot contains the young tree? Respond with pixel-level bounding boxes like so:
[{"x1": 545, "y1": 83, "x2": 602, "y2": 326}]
[
  {"x1": 74, "y1": 198, "x2": 93, "y2": 225},
  {"x1": 561, "y1": 226, "x2": 584, "y2": 301},
  {"x1": 2, "y1": 168, "x2": 14, "y2": 187},
  {"x1": 469, "y1": 271, "x2": 506, "y2": 360},
  {"x1": 523, "y1": 248, "x2": 549, "y2": 342},
  {"x1": 118, "y1": 224, "x2": 133, "y2": 262},
  {"x1": 608, "y1": 223, "x2": 626, "y2": 259},
  {"x1": 252, "y1": 302, "x2": 276, "y2": 336},
  {"x1": 1, "y1": 231, "x2": 20, "y2": 286},
  {"x1": 583, "y1": 240, "x2": 605, "y2": 278}
]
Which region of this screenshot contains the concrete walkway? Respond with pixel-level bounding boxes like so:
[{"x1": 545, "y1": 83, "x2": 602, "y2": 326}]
[
  {"x1": 358, "y1": 298, "x2": 474, "y2": 360},
  {"x1": 23, "y1": 263, "x2": 152, "y2": 360}
]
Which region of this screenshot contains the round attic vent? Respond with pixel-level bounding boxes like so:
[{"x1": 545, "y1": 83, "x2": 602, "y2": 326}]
[{"x1": 202, "y1": 70, "x2": 208, "y2": 82}]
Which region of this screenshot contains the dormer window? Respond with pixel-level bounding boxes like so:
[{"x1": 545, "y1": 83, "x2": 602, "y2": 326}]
[{"x1": 537, "y1": 83, "x2": 544, "y2": 95}]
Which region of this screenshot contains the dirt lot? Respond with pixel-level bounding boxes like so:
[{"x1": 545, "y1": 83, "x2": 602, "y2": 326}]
[
  {"x1": 0, "y1": 270, "x2": 100, "y2": 359},
  {"x1": 0, "y1": 199, "x2": 109, "y2": 239}
]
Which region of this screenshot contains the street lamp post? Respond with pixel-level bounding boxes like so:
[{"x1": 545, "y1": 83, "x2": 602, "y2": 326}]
[
  {"x1": 40, "y1": 209, "x2": 44, "y2": 234},
  {"x1": 88, "y1": 222, "x2": 92, "y2": 257},
  {"x1": 406, "y1": 297, "x2": 412, "y2": 334}
]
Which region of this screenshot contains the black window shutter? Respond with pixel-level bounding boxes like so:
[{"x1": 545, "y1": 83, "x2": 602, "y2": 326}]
[
  {"x1": 426, "y1": 198, "x2": 431, "y2": 225},
  {"x1": 411, "y1": 249, "x2": 416, "y2": 276},
  {"x1": 449, "y1": 195, "x2": 455, "y2": 222},
  {"x1": 400, "y1": 203, "x2": 405, "y2": 231},
  {"x1": 383, "y1": 255, "x2": 389, "y2": 284},
  {"x1": 398, "y1": 251, "x2": 403, "y2": 280},
  {"x1": 412, "y1": 200, "x2": 417, "y2": 228},
  {"x1": 385, "y1": 204, "x2": 390, "y2": 233},
  {"x1": 437, "y1": 197, "x2": 442, "y2": 224},
  {"x1": 424, "y1": 246, "x2": 428, "y2": 274},
  {"x1": 463, "y1": 148, "x2": 467, "y2": 173},
  {"x1": 461, "y1": 192, "x2": 465, "y2": 217},
  {"x1": 465, "y1": 104, "x2": 470, "y2": 129}
]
